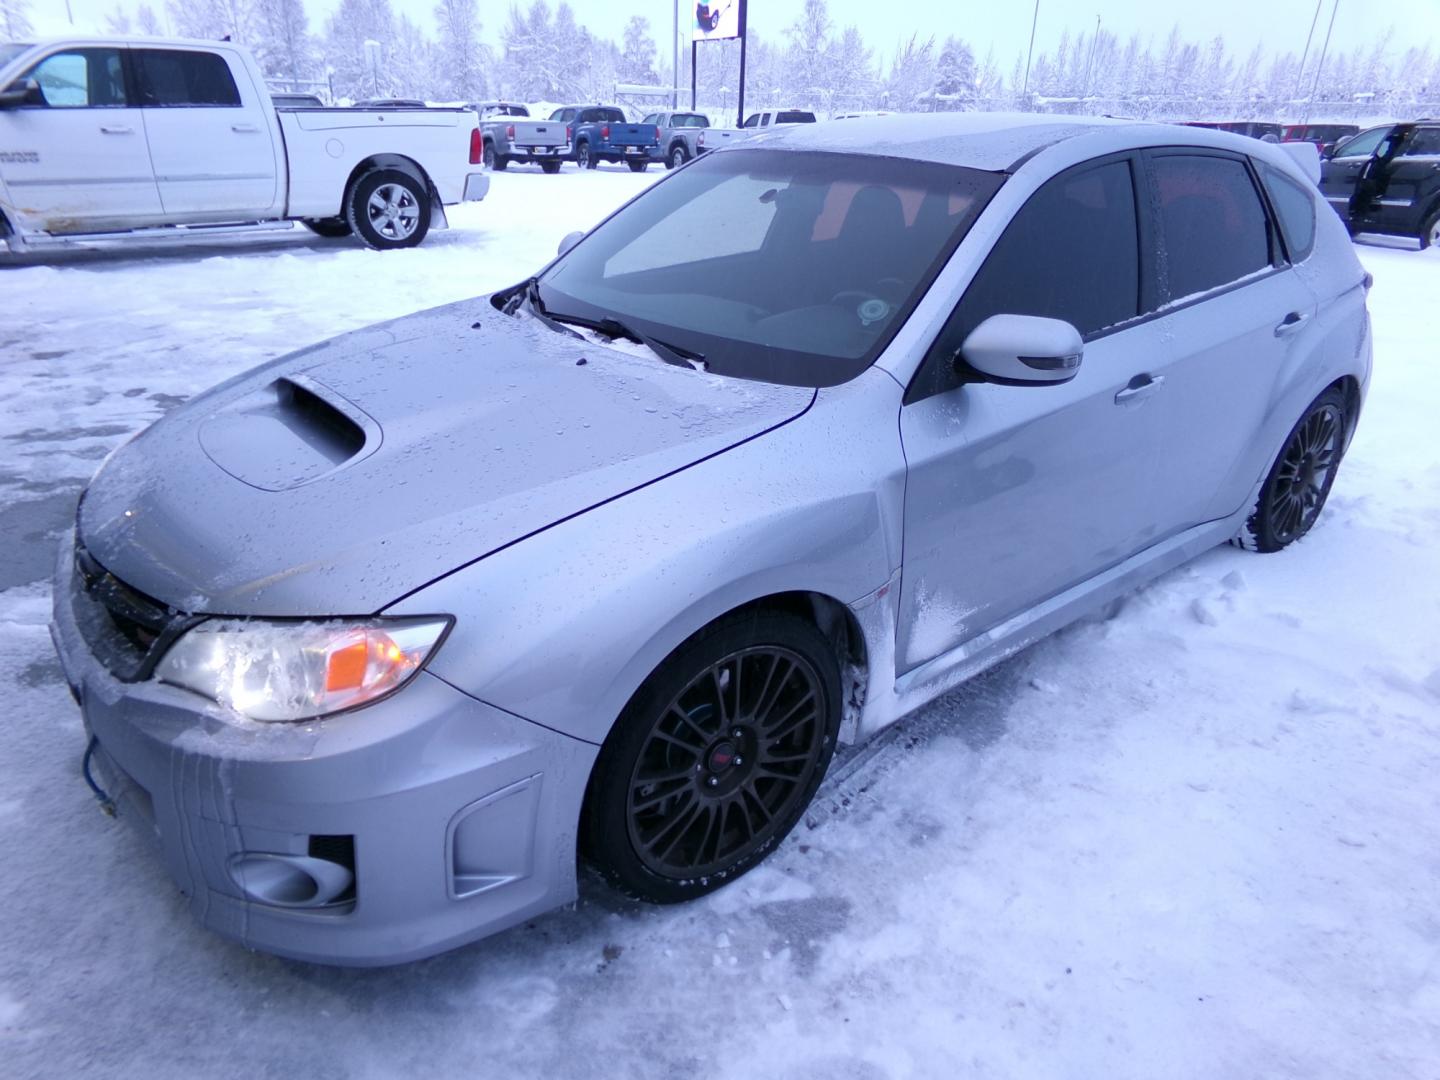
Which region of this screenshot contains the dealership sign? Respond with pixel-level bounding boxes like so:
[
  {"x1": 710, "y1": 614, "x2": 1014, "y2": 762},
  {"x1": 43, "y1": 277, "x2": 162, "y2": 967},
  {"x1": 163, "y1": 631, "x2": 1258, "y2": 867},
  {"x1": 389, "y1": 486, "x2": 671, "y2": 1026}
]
[{"x1": 693, "y1": 0, "x2": 743, "y2": 41}]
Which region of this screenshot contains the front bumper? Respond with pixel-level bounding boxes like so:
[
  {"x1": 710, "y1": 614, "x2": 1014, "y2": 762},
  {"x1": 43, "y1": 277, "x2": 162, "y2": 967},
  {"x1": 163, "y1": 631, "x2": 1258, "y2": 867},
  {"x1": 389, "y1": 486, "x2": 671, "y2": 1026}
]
[{"x1": 50, "y1": 531, "x2": 597, "y2": 966}]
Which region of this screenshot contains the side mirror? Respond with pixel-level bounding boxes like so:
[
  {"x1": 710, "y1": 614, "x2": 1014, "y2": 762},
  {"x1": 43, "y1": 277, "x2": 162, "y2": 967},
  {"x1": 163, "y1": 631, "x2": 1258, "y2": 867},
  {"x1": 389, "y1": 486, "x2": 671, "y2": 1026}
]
[
  {"x1": 958, "y1": 314, "x2": 1083, "y2": 386},
  {"x1": 0, "y1": 78, "x2": 39, "y2": 109},
  {"x1": 556, "y1": 230, "x2": 584, "y2": 257}
]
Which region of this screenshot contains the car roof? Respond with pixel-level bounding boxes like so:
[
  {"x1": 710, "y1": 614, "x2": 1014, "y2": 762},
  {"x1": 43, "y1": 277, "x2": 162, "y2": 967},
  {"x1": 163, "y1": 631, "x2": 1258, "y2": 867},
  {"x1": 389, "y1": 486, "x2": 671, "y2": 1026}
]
[{"x1": 741, "y1": 112, "x2": 1143, "y2": 171}]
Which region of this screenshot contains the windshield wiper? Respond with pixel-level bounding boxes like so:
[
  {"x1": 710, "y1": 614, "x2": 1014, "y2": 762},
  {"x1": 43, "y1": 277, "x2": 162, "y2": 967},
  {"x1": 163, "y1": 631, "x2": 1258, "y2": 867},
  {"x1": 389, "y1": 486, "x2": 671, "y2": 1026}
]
[
  {"x1": 574, "y1": 313, "x2": 707, "y2": 371},
  {"x1": 503, "y1": 277, "x2": 583, "y2": 340}
]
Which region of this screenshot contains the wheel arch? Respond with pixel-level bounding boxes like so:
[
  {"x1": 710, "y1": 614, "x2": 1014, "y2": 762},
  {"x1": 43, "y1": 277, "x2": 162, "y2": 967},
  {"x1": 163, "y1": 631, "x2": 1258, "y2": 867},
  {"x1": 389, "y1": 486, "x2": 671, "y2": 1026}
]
[
  {"x1": 575, "y1": 587, "x2": 867, "y2": 858},
  {"x1": 342, "y1": 154, "x2": 444, "y2": 223}
]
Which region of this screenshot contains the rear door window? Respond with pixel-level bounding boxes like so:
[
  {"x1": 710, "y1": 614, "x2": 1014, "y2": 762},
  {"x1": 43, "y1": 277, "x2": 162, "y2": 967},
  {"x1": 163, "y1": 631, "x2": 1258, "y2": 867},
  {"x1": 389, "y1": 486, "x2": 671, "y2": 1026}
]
[
  {"x1": 134, "y1": 49, "x2": 241, "y2": 107},
  {"x1": 1149, "y1": 154, "x2": 1274, "y2": 302},
  {"x1": 1402, "y1": 128, "x2": 1440, "y2": 157}
]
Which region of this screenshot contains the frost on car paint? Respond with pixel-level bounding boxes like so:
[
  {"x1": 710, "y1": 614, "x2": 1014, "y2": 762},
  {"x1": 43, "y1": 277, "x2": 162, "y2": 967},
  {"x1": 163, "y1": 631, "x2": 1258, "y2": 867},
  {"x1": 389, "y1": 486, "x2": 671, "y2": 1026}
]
[{"x1": 49, "y1": 113, "x2": 1372, "y2": 965}]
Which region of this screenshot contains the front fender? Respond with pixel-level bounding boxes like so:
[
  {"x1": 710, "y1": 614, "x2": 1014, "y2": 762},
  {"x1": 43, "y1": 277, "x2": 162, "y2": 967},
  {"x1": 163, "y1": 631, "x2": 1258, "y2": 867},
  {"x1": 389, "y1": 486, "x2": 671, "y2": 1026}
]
[{"x1": 385, "y1": 368, "x2": 907, "y2": 747}]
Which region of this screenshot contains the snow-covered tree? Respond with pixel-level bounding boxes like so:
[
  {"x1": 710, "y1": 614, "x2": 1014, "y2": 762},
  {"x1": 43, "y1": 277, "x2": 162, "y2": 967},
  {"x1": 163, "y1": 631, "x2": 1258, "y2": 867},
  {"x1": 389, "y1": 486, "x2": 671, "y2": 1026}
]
[
  {"x1": 167, "y1": 0, "x2": 259, "y2": 44},
  {"x1": 324, "y1": 0, "x2": 398, "y2": 100},
  {"x1": 0, "y1": 0, "x2": 32, "y2": 39},
  {"x1": 783, "y1": 0, "x2": 834, "y2": 107},
  {"x1": 136, "y1": 4, "x2": 164, "y2": 34},
  {"x1": 619, "y1": 16, "x2": 657, "y2": 86},
  {"x1": 434, "y1": 0, "x2": 486, "y2": 100},
  {"x1": 253, "y1": 0, "x2": 316, "y2": 86},
  {"x1": 928, "y1": 36, "x2": 976, "y2": 110},
  {"x1": 105, "y1": 6, "x2": 133, "y2": 34}
]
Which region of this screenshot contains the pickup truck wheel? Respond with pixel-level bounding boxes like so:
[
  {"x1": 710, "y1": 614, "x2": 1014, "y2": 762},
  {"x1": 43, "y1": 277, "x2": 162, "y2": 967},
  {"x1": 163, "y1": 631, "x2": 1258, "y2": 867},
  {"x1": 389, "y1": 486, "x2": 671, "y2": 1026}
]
[
  {"x1": 576, "y1": 141, "x2": 598, "y2": 170},
  {"x1": 302, "y1": 217, "x2": 352, "y2": 238},
  {"x1": 346, "y1": 169, "x2": 430, "y2": 250},
  {"x1": 491, "y1": 154, "x2": 509, "y2": 171},
  {"x1": 627, "y1": 159, "x2": 649, "y2": 173},
  {"x1": 540, "y1": 159, "x2": 562, "y2": 174},
  {"x1": 668, "y1": 145, "x2": 688, "y2": 169},
  {"x1": 481, "y1": 142, "x2": 496, "y2": 169}
]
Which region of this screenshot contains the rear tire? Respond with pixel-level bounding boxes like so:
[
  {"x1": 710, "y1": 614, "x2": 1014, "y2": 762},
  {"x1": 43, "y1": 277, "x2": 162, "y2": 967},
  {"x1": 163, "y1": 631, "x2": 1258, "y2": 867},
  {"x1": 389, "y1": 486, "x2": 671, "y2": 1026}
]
[
  {"x1": 302, "y1": 217, "x2": 352, "y2": 238},
  {"x1": 627, "y1": 159, "x2": 648, "y2": 173},
  {"x1": 668, "y1": 145, "x2": 688, "y2": 169},
  {"x1": 482, "y1": 142, "x2": 496, "y2": 169},
  {"x1": 1420, "y1": 207, "x2": 1440, "y2": 250},
  {"x1": 540, "y1": 159, "x2": 562, "y2": 174},
  {"x1": 346, "y1": 168, "x2": 430, "y2": 250},
  {"x1": 582, "y1": 611, "x2": 841, "y2": 904},
  {"x1": 491, "y1": 154, "x2": 509, "y2": 172},
  {"x1": 576, "y1": 141, "x2": 597, "y2": 170},
  {"x1": 1232, "y1": 387, "x2": 1349, "y2": 552}
]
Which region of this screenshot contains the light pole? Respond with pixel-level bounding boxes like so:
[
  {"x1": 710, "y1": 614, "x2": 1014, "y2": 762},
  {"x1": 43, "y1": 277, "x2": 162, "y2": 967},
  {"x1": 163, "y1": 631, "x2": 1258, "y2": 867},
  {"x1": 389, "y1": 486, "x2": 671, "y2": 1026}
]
[
  {"x1": 1293, "y1": 0, "x2": 1324, "y2": 106},
  {"x1": 1022, "y1": 0, "x2": 1041, "y2": 101},
  {"x1": 1303, "y1": 0, "x2": 1341, "y2": 125},
  {"x1": 1084, "y1": 14, "x2": 1101, "y2": 100}
]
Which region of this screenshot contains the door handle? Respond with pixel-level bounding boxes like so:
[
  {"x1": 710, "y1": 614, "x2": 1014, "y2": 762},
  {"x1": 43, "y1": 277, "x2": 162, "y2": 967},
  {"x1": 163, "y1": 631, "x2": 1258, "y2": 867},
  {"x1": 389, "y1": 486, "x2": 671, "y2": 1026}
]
[
  {"x1": 99, "y1": 125, "x2": 134, "y2": 134},
  {"x1": 1114, "y1": 373, "x2": 1165, "y2": 405},
  {"x1": 1274, "y1": 311, "x2": 1309, "y2": 336},
  {"x1": 232, "y1": 123, "x2": 261, "y2": 133}
]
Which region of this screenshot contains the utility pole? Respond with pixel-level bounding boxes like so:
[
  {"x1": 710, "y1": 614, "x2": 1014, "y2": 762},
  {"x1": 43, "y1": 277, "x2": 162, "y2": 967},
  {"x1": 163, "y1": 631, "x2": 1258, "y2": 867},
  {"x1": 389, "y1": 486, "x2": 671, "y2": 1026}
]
[
  {"x1": 1293, "y1": 0, "x2": 1324, "y2": 105},
  {"x1": 1303, "y1": 0, "x2": 1341, "y2": 125},
  {"x1": 672, "y1": 0, "x2": 679, "y2": 110},
  {"x1": 1084, "y1": 14, "x2": 1101, "y2": 99},
  {"x1": 1022, "y1": 0, "x2": 1041, "y2": 100}
]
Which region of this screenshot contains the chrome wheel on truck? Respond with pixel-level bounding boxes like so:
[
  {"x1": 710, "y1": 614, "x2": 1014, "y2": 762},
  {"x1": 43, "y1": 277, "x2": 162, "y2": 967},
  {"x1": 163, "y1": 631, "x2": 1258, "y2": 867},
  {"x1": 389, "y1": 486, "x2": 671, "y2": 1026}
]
[{"x1": 346, "y1": 169, "x2": 431, "y2": 250}]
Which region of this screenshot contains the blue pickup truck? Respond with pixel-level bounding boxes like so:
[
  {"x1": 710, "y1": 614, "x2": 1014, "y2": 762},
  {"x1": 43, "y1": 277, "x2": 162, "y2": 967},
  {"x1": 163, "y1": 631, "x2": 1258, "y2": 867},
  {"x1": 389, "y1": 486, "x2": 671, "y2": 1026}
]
[{"x1": 547, "y1": 105, "x2": 660, "y2": 171}]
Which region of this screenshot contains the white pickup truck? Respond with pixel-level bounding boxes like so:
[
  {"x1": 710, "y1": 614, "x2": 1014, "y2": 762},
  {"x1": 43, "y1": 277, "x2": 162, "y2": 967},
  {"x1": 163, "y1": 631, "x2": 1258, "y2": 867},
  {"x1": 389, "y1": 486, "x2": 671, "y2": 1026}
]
[{"x1": 0, "y1": 36, "x2": 489, "y2": 252}]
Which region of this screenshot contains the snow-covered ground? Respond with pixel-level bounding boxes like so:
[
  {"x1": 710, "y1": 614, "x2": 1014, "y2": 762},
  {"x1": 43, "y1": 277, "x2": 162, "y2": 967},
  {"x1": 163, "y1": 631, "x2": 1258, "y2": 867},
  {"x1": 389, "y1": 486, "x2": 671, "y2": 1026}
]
[{"x1": 2, "y1": 169, "x2": 1437, "y2": 1080}]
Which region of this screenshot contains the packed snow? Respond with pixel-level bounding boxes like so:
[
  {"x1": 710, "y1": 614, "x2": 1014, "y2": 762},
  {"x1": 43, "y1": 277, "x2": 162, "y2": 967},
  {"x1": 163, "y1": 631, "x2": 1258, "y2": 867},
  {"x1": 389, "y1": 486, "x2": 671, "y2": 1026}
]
[{"x1": 1, "y1": 167, "x2": 1438, "y2": 1080}]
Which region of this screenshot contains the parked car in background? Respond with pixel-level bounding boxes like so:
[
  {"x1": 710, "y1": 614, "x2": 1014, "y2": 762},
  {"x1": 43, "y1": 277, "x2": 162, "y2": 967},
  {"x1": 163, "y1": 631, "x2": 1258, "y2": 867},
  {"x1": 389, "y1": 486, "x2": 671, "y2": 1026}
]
[
  {"x1": 741, "y1": 108, "x2": 817, "y2": 129},
  {"x1": 1185, "y1": 120, "x2": 1283, "y2": 140},
  {"x1": 834, "y1": 110, "x2": 891, "y2": 120},
  {"x1": 472, "y1": 101, "x2": 569, "y2": 172},
  {"x1": 52, "y1": 113, "x2": 1369, "y2": 965},
  {"x1": 549, "y1": 104, "x2": 659, "y2": 170},
  {"x1": 641, "y1": 110, "x2": 739, "y2": 168},
  {"x1": 1320, "y1": 121, "x2": 1440, "y2": 247},
  {"x1": 1283, "y1": 122, "x2": 1361, "y2": 158},
  {"x1": 0, "y1": 37, "x2": 488, "y2": 251},
  {"x1": 271, "y1": 92, "x2": 324, "y2": 108}
]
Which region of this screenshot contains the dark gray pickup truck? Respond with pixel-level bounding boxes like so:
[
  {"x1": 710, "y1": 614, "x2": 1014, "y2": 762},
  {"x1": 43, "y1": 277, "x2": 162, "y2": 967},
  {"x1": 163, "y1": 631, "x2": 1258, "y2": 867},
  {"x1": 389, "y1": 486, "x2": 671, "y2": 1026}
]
[{"x1": 472, "y1": 101, "x2": 569, "y2": 172}]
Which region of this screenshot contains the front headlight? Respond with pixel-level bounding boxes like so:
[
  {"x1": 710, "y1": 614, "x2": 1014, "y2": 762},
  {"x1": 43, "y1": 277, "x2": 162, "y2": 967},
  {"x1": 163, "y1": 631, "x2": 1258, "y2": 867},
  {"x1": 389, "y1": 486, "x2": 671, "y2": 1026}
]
[{"x1": 154, "y1": 617, "x2": 451, "y2": 722}]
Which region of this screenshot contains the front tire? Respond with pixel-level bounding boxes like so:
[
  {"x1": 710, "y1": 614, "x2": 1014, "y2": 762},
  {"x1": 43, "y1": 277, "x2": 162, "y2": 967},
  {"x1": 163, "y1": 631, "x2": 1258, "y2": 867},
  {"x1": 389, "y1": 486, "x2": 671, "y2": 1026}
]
[
  {"x1": 1233, "y1": 387, "x2": 1348, "y2": 552},
  {"x1": 346, "y1": 168, "x2": 430, "y2": 250},
  {"x1": 583, "y1": 612, "x2": 841, "y2": 904}
]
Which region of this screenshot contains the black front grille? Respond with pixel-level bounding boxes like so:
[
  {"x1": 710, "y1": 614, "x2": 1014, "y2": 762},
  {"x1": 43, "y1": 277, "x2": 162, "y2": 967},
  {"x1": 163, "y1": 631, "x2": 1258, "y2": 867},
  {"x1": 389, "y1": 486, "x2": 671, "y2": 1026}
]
[{"x1": 72, "y1": 541, "x2": 193, "y2": 681}]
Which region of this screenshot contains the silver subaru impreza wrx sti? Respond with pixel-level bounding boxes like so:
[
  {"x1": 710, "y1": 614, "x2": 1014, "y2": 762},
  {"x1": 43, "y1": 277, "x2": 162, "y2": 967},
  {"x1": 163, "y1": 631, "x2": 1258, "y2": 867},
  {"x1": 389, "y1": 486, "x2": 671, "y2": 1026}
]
[{"x1": 51, "y1": 114, "x2": 1371, "y2": 965}]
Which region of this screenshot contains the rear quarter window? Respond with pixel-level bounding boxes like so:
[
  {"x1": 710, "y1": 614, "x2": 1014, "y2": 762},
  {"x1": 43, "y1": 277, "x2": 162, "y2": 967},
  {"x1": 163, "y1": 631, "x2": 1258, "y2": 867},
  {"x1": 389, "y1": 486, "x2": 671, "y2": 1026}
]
[{"x1": 1257, "y1": 162, "x2": 1316, "y2": 262}]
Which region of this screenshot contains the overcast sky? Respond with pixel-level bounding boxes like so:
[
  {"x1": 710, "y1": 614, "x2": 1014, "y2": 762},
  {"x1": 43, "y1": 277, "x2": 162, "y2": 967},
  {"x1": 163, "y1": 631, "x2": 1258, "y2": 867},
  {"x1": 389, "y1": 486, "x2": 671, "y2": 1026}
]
[{"x1": 27, "y1": 0, "x2": 1440, "y2": 65}]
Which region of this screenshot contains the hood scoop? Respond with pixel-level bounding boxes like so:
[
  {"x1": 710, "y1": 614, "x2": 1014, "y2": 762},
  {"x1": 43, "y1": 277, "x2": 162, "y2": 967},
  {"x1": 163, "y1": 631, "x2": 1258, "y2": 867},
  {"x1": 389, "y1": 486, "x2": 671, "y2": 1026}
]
[{"x1": 198, "y1": 376, "x2": 380, "y2": 492}]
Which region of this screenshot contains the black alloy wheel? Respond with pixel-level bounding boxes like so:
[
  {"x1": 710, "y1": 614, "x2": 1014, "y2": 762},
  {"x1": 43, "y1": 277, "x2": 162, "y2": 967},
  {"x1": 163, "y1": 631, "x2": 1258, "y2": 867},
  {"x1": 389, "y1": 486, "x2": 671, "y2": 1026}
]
[
  {"x1": 1236, "y1": 387, "x2": 1348, "y2": 552},
  {"x1": 584, "y1": 612, "x2": 840, "y2": 902}
]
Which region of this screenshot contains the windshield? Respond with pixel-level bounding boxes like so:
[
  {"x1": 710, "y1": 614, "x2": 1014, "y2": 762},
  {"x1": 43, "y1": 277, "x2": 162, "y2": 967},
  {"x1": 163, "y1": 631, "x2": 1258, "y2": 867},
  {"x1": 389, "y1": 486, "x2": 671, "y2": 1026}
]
[
  {"x1": 539, "y1": 149, "x2": 1004, "y2": 387},
  {"x1": 1, "y1": 42, "x2": 33, "y2": 70}
]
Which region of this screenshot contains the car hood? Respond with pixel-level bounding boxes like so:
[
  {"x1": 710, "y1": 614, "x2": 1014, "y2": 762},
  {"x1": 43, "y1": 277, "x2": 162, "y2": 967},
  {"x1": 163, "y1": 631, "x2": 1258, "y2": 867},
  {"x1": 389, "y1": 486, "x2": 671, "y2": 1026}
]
[{"x1": 79, "y1": 299, "x2": 814, "y2": 615}]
